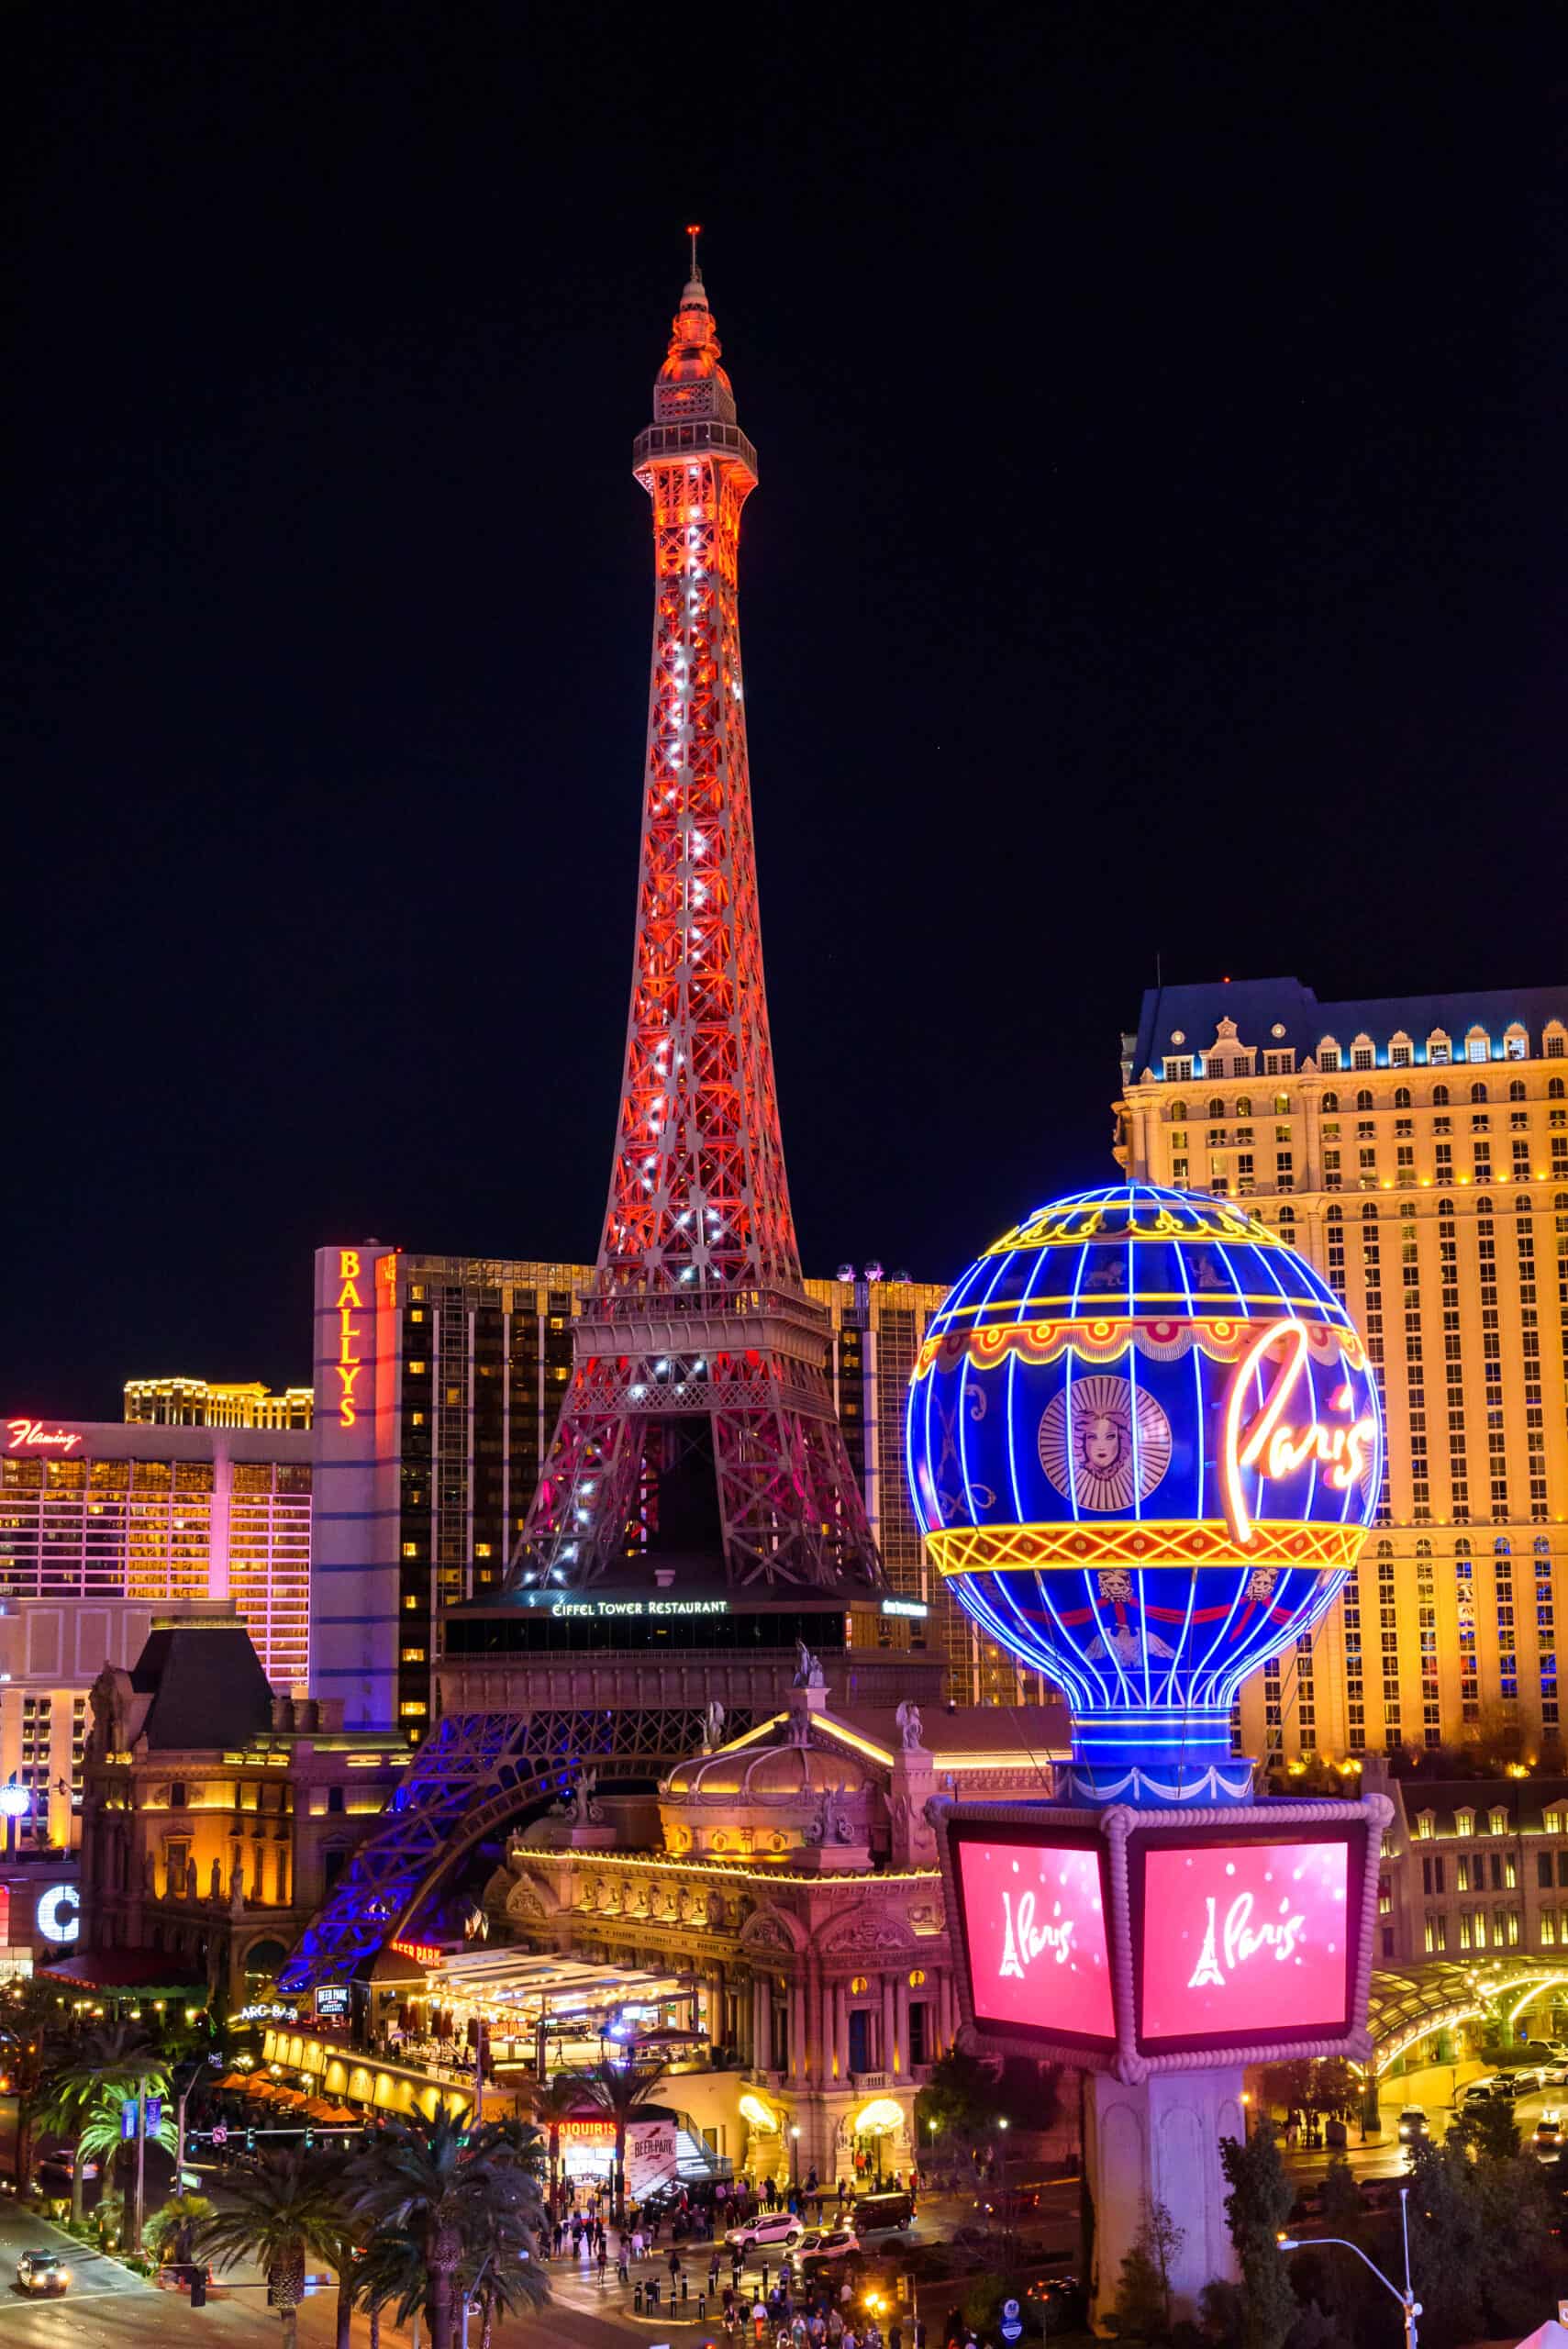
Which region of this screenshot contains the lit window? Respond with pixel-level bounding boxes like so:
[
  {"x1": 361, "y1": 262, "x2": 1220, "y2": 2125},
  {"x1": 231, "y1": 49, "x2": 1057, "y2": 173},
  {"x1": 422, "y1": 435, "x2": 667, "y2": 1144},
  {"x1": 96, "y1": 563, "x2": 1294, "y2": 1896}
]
[
  {"x1": 402, "y1": 1542, "x2": 418, "y2": 1559},
  {"x1": 399, "y1": 1701, "x2": 428, "y2": 1719}
]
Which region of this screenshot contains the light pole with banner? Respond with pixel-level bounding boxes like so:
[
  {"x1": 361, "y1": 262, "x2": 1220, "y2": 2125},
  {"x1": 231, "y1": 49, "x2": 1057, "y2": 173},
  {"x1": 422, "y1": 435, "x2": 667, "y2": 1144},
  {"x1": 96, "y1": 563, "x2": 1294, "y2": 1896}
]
[{"x1": 0, "y1": 1781, "x2": 28, "y2": 1861}]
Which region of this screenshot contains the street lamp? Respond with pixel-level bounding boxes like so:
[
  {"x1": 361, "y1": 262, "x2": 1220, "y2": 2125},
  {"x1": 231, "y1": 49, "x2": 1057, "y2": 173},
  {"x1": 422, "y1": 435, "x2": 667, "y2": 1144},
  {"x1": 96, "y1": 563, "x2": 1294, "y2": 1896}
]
[{"x1": 1279, "y1": 2184, "x2": 1421, "y2": 2349}]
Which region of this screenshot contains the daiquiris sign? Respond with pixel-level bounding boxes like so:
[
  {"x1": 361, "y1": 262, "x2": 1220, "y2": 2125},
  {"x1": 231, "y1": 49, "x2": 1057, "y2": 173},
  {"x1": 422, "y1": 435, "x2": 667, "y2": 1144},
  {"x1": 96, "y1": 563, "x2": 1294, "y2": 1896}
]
[{"x1": 940, "y1": 1799, "x2": 1386, "y2": 2076}]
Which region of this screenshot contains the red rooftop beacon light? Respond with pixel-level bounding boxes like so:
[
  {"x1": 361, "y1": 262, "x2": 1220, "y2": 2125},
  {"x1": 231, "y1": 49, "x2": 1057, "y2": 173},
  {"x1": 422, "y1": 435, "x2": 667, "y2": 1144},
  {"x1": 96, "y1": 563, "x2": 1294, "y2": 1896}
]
[{"x1": 912, "y1": 1184, "x2": 1391, "y2": 2325}]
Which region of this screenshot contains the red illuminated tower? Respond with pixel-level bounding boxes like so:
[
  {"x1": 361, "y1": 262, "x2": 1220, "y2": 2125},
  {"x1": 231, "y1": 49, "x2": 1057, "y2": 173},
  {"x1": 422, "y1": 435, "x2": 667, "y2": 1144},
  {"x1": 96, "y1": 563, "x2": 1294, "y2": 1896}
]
[{"x1": 510, "y1": 234, "x2": 882, "y2": 1596}]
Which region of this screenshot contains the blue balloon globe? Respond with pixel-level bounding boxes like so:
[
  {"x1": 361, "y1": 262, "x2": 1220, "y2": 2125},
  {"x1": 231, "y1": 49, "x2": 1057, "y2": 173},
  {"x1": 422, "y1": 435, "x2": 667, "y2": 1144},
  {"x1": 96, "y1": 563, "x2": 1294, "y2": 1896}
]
[{"x1": 905, "y1": 1184, "x2": 1383, "y2": 1798}]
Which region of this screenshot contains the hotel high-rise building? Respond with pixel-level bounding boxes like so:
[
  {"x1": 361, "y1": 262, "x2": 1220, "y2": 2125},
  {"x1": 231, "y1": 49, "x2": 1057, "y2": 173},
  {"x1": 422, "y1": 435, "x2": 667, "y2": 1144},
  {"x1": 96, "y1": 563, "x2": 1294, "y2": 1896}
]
[
  {"x1": 0, "y1": 1412, "x2": 313, "y2": 1843},
  {"x1": 1117, "y1": 975, "x2": 1568, "y2": 1768},
  {"x1": 310, "y1": 1249, "x2": 1027, "y2": 1738},
  {"x1": 124, "y1": 1375, "x2": 314, "y2": 1431}
]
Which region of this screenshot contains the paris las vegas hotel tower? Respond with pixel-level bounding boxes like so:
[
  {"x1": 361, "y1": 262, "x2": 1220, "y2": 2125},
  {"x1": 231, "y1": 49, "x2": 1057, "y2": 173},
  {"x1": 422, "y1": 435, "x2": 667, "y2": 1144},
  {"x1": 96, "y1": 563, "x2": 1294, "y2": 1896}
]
[{"x1": 1118, "y1": 975, "x2": 1568, "y2": 1771}]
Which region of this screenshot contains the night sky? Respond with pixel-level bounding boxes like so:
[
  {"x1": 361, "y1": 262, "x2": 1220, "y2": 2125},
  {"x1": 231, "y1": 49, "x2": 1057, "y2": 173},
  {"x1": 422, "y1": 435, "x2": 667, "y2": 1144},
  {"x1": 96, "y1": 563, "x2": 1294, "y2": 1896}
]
[{"x1": 5, "y1": 5, "x2": 1566, "y2": 1415}]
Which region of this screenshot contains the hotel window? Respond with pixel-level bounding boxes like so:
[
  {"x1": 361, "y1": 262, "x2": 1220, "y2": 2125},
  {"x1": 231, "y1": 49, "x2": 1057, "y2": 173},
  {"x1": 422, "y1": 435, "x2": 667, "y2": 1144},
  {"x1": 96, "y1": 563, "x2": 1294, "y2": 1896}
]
[
  {"x1": 1506, "y1": 1029, "x2": 1529, "y2": 1060},
  {"x1": 1490, "y1": 1807, "x2": 1507, "y2": 1834},
  {"x1": 1459, "y1": 1910, "x2": 1473, "y2": 1950},
  {"x1": 1430, "y1": 1038, "x2": 1451, "y2": 1065},
  {"x1": 1164, "y1": 1057, "x2": 1194, "y2": 1083},
  {"x1": 1319, "y1": 1045, "x2": 1341, "y2": 1072},
  {"x1": 1546, "y1": 1909, "x2": 1558, "y2": 1946},
  {"x1": 1353, "y1": 1046, "x2": 1375, "y2": 1072},
  {"x1": 1468, "y1": 1034, "x2": 1491, "y2": 1063},
  {"x1": 1507, "y1": 1910, "x2": 1521, "y2": 1945},
  {"x1": 1457, "y1": 1854, "x2": 1471, "y2": 1891},
  {"x1": 1391, "y1": 1042, "x2": 1412, "y2": 1068},
  {"x1": 1264, "y1": 1051, "x2": 1295, "y2": 1076},
  {"x1": 1540, "y1": 1852, "x2": 1555, "y2": 1888},
  {"x1": 1546, "y1": 1809, "x2": 1563, "y2": 1837},
  {"x1": 1550, "y1": 1033, "x2": 1567, "y2": 1060}
]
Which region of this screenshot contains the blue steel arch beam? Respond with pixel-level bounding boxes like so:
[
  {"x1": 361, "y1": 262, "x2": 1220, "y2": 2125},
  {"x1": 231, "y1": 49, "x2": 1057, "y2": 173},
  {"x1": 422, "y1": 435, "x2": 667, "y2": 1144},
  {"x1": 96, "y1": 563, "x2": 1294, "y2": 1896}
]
[{"x1": 278, "y1": 1703, "x2": 750, "y2": 1994}]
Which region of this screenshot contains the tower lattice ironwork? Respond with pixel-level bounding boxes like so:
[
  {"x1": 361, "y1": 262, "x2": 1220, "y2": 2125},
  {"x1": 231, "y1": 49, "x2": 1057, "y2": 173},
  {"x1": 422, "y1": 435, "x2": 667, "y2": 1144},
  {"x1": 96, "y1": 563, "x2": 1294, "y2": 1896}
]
[{"x1": 509, "y1": 234, "x2": 883, "y2": 1596}]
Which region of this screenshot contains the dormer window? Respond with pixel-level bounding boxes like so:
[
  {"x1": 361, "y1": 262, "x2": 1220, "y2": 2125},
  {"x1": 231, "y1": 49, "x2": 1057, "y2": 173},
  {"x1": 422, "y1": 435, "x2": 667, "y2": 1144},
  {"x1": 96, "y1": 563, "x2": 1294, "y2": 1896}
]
[
  {"x1": 1429, "y1": 1032, "x2": 1452, "y2": 1066},
  {"x1": 1351, "y1": 1036, "x2": 1376, "y2": 1071},
  {"x1": 1417, "y1": 1810, "x2": 1435, "y2": 1841},
  {"x1": 1505, "y1": 1024, "x2": 1528, "y2": 1061},
  {"x1": 1467, "y1": 1029, "x2": 1491, "y2": 1064},
  {"x1": 1455, "y1": 1808, "x2": 1474, "y2": 1837},
  {"x1": 1318, "y1": 1040, "x2": 1341, "y2": 1072},
  {"x1": 1490, "y1": 1807, "x2": 1507, "y2": 1835},
  {"x1": 1390, "y1": 1032, "x2": 1413, "y2": 1068}
]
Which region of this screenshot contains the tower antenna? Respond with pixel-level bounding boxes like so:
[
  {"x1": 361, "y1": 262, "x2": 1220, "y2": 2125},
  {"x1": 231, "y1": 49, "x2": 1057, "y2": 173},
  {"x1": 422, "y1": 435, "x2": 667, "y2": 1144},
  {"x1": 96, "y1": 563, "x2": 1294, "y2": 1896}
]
[{"x1": 685, "y1": 221, "x2": 703, "y2": 281}]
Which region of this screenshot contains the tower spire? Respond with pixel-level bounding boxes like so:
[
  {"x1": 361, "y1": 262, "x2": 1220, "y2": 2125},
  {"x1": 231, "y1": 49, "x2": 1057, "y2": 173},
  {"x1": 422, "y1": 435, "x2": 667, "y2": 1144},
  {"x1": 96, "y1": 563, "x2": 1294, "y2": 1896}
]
[
  {"x1": 507, "y1": 260, "x2": 884, "y2": 1598},
  {"x1": 685, "y1": 220, "x2": 703, "y2": 284}
]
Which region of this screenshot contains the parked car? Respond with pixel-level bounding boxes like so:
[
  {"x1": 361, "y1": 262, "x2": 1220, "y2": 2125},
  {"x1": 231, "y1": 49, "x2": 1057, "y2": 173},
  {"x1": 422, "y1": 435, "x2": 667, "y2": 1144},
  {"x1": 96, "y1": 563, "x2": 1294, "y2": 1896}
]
[
  {"x1": 1510, "y1": 2069, "x2": 1546, "y2": 2096},
  {"x1": 1525, "y1": 2041, "x2": 1568, "y2": 2066},
  {"x1": 1397, "y1": 2106, "x2": 1429, "y2": 2142},
  {"x1": 725, "y1": 2214, "x2": 805, "y2": 2254},
  {"x1": 1463, "y1": 2077, "x2": 1512, "y2": 2104},
  {"x1": 17, "y1": 2251, "x2": 70, "y2": 2296}
]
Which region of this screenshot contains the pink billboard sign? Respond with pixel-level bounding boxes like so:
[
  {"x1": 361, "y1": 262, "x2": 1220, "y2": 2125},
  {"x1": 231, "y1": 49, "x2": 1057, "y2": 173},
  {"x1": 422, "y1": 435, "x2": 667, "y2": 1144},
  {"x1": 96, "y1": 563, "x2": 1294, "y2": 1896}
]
[
  {"x1": 956, "y1": 1835, "x2": 1115, "y2": 2045},
  {"x1": 1139, "y1": 1838, "x2": 1351, "y2": 2044}
]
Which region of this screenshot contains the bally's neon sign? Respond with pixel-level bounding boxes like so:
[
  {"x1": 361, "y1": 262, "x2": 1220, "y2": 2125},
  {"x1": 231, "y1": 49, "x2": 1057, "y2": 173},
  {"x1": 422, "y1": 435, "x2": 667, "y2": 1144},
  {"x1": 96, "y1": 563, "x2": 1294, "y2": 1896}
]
[
  {"x1": 6, "y1": 1420, "x2": 82, "y2": 1453},
  {"x1": 1220, "y1": 1322, "x2": 1375, "y2": 1547},
  {"x1": 330, "y1": 1248, "x2": 395, "y2": 1429}
]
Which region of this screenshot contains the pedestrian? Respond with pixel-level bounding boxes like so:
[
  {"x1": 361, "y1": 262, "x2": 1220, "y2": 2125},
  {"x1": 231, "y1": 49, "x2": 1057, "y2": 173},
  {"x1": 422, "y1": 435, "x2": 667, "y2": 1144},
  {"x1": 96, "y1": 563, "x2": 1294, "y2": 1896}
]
[
  {"x1": 617, "y1": 2236, "x2": 630, "y2": 2285},
  {"x1": 890, "y1": 2322, "x2": 903, "y2": 2349},
  {"x1": 598, "y1": 2237, "x2": 608, "y2": 2283},
  {"x1": 710, "y1": 2251, "x2": 723, "y2": 2293},
  {"x1": 670, "y1": 2249, "x2": 684, "y2": 2287},
  {"x1": 632, "y1": 2225, "x2": 646, "y2": 2262}
]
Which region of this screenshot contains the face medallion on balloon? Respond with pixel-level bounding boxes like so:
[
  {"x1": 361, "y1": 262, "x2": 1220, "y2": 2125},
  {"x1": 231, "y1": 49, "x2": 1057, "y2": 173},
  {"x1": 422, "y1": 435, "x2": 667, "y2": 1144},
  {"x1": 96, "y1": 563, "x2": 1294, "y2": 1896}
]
[{"x1": 1038, "y1": 1375, "x2": 1172, "y2": 1511}]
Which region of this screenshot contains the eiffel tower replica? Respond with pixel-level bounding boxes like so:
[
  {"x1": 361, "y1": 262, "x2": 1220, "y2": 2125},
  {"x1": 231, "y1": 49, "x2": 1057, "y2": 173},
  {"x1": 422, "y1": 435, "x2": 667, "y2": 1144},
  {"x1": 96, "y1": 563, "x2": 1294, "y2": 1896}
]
[{"x1": 508, "y1": 232, "x2": 884, "y2": 1600}]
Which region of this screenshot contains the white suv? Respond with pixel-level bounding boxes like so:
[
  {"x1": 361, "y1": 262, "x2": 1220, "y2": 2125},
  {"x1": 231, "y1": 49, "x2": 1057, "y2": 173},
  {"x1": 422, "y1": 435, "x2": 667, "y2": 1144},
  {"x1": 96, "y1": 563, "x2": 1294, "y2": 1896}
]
[{"x1": 726, "y1": 2214, "x2": 805, "y2": 2254}]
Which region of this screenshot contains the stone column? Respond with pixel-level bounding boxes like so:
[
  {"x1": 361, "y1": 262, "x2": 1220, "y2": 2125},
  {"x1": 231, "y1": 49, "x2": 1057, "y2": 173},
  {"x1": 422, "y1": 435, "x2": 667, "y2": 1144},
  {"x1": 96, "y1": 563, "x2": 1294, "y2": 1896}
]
[
  {"x1": 833, "y1": 1980, "x2": 848, "y2": 2081},
  {"x1": 880, "y1": 1975, "x2": 896, "y2": 2077},
  {"x1": 752, "y1": 1976, "x2": 767, "y2": 2069},
  {"x1": 808, "y1": 1967, "x2": 825, "y2": 2082},
  {"x1": 791, "y1": 1981, "x2": 806, "y2": 2083},
  {"x1": 1085, "y1": 2068, "x2": 1242, "y2": 2327},
  {"x1": 894, "y1": 1975, "x2": 910, "y2": 2077}
]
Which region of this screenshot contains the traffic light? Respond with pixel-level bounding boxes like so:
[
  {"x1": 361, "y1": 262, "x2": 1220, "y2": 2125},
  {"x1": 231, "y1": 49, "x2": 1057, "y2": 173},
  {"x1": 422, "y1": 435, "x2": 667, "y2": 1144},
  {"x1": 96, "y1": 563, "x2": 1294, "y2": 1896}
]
[
  {"x1": 246, "y1": 2127, "x2": 256, "y2": 2153},
  {"x1": 304, "y1": 2127, "x2": 314, "y2": 2150},
  {"x1": 189, "y1": 2267, "x2": 207, "y2": 2310}
]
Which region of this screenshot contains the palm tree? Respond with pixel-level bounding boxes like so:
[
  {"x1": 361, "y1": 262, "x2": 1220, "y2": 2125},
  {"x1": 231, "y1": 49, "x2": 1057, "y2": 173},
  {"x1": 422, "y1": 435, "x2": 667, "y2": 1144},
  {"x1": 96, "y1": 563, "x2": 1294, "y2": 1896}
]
[
  {"x1": 461, "y1": 2176, "x2": 550, "y2": 2349},
  {"x1": 195, "y1": 2148, "x2": 334, "y2": 2349},
  {"x1": 521, "y1": 2072, "x2": 584, "y2": 2221},
  {"x1": 307, "y1": 2144, "x2": 372, "y2": 2349},
  {"x1": 33, "y1": 2025, "x2": 169, "y2": 2226},
  {"x1": 145, "y1": 2190, "x2": 215, "y2": 2269},
  {"x1": 581, "y1": 2057, "x2": 668, "y2": 2221},
  {"x1": 349, "y1": 2114, "x2": 549, "y2": 2349},
  {"x1": 74, "y1": 2088, "x2": 178, "y2": 2243}
]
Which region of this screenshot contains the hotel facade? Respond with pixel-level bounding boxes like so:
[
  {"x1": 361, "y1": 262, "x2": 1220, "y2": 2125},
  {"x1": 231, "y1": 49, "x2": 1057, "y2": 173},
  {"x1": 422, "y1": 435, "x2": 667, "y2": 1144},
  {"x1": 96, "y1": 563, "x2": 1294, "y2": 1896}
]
[
  {"x1": 309, "y1": 1248, "x2": 1029, "y2": 1741},
  {"x1": 1117, "y1": 976, "x2": 1568, "y2": 1771},
  {"x1": 0, "y1": 1414, "x2": 313, "y2": 1843}
]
